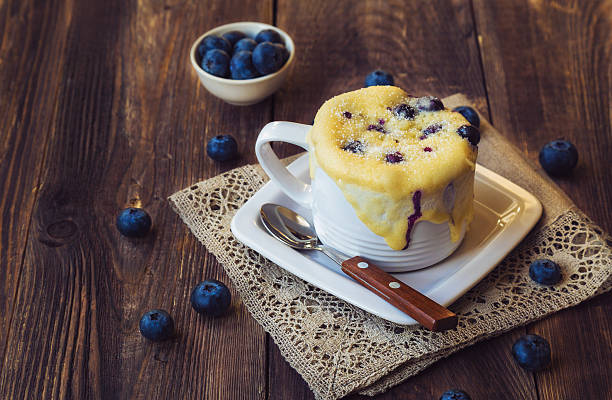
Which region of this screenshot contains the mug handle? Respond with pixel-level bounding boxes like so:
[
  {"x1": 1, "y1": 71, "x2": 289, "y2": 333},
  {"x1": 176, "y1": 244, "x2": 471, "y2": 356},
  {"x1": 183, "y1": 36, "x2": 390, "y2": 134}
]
[{"x1": 255, "y1": 122, "x2": 313, "y2": 207}]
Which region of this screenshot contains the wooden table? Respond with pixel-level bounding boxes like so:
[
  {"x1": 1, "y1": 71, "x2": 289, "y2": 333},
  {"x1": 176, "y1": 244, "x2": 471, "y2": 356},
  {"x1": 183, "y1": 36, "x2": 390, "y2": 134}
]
[{"x1": 1, "y1": 0, "x2": 610, "y2": 398}]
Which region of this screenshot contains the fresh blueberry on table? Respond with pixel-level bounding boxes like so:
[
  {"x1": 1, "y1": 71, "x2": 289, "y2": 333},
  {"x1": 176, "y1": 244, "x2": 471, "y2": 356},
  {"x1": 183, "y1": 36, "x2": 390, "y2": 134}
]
[
  {"x1": 201, "y1": 49, "x2": 230, "y2": 78},
  {"x1": 453, "y1": 106, "x2": 480, "y2": 128},
  {"x1": 116, "y1": 207, "x2": 152, "y2": 238},
  {"x1": 222, "y1": 30, "x2": 246, "y2": 46},
  {"x1": 512, "y1": 334, "x2": 552, "y2": 371},
  {"x1": 197, "y1": 35, "x2": 232, "y2": 59},
  {"x1": 539, "y1": 140, "x2": 578, "y2": 176},
  {"x1": 190, "y1": 280, "x2": 232, "y2": 316},
  {"x1": 139, "y1": 309, "x2": 175, "y2": 342},
  {"x1": 207, "y1": 134, "x2": 238, "y2": 161},
  {"x1": 364, "y1": 70, "x2": 394, "y2": 87},
  {"x1": 416, "y1": 96, "x2": 444, "y2": 111},
  {"x1": 230, "y1": 50, "x2": 260, "y2": 80},
  {"x1": 439, "y1": 389, "x2": 471, "y2": 400},
  {"x1": 255, "y1": 28, "x2": 283, "y2": 44},
  {"x1": 457, "y1": 125, "x2": 481, "y2": 146},
  {"x1": 252, "y1": 42, "x2": 286, "y2": 75},
  {"x1": 529, "y1": 259, "x2": 562, "y2": 285},
  {"x1": 233, "y1": 37, "x2": 258, "y2": 53}
]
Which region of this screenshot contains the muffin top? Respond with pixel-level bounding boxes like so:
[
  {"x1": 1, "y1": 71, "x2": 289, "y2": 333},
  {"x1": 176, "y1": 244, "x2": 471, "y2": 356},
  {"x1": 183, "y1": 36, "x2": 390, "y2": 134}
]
[{"x1": 308, "y1": 86, "x2": 478, "y2": 199}]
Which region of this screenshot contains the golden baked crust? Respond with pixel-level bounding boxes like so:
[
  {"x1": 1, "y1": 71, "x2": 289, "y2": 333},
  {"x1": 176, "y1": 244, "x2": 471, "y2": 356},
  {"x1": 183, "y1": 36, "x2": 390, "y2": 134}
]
[{"x1": 307, "y1": 86, "x2": 478, "y2": 250}]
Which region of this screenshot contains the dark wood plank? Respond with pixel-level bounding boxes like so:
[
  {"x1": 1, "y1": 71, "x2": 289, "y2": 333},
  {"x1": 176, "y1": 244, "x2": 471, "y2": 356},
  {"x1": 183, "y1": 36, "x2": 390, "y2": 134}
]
[
  {"x1": 0, "y1": 0, "x2": 70, "y2": 379},
  {"x1": 473, "y1": 0, "x2": 612, "y2": 398},
  {"x1": 0, "y1": 0, "x2": 272, "y2": 398},
  {"x1": 270, "y1": 1, "x2": 535, "y2": 398}
]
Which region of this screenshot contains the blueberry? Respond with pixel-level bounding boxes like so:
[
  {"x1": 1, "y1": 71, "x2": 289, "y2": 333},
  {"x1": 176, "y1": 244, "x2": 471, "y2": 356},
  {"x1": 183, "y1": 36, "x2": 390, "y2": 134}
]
[
  {"x1": 538, "y1": 140, "x2": 578, "y2": 176},
  {"x1": 416, "y1": 96, "x2": 444, "y2": 111},
  {"x1": 342, "y1": 111, "x2": 352, "y2": 119},
  {"x1": 190, "y1": 280, "x2": 232, "y2": 316},
  {"x1": 385, "y1": 152, "x2": 403, "y2": 163},
  {"x1": 457, "y1": 125, "x2": 480, "y2": 146},
  {"x1": 529, "y1": 259, "x2": 562, "y2": 285},
  {"x1": 252, "y1": 42, "x2": 286, "y2": 75},
  {"x1": 233, "y1": 37, "x2": 258, "y2": 53},
  {"x1": 255, "y1": 29, "x2": 283, "y2": 44},
  {"x1": 453, "y1": 106, "x2": 480, "y2": 128},
  {"x1": 439, "y1": 389, "x2": 472, "y2": 400},
  {"x1": 422, "y1": 124, "x2": 442, "y2": 136},
  {"x1": 201, "y1": 49, "x2": 230, "y2": 78},
  {"x1": 139, "y1": 309, "x2": 174, "y2": 342},
  {"x1": 393, "y1": 103, "x2": 416, "y2": 120},
  {"x1": 116, "y1": 207, "x2": 152, "y2": 238},
  {"x1": 364, "y1": 70, "x2": 394, "y2": 87},
  {"x1": 230, "y1": 51, "x2": 260, "y2": 80},
  {"x1": 222, "y1": 30, "x2": 246, "y2": 46},
  {"x1": 198, "y1": 35, "x2": 232, "y2": 59},
  {"x1": 207, "y1": 134, "x2": 238, "y2": 161},
  {"x1": 512, "y1": 334, "x2": 552, "y2": 371},
  {"x1": 342, "y1": 140, "x2": 364, "y2": 153}
]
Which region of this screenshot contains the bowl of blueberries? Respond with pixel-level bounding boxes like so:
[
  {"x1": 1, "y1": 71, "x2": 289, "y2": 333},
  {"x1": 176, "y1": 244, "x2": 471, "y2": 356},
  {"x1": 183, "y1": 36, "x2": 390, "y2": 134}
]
[{"x1": 190, "y1": 22, "x2": 295, "y2": 105}]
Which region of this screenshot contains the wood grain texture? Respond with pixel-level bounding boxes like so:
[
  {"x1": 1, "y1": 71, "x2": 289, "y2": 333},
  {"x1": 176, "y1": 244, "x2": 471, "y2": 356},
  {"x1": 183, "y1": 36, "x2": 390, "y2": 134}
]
[
  {"x1": 0, "y1": 0, "x2": 71, "y2": 378},
  {"x1": 0, "y1": 0, "x2": 273, "y2": 398},
  {"x1": 0, "y1": 0, "x2": 610, "y2": 398},
  {"x1": 473, "y1": 0, "x2": 612, "y2": 399}
]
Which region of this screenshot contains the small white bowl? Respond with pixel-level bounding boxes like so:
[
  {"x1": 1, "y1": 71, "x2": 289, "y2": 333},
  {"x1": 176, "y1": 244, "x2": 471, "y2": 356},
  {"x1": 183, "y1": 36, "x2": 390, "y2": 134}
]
[{"x1": 190, "y1": 22, "x2": 295, "y2": 106}]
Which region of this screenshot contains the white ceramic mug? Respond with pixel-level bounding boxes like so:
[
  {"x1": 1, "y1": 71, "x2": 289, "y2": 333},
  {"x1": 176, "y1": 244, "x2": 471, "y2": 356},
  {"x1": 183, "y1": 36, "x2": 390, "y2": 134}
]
[{"x1": 255, "y1": 122, "x2": 465, "y2": 271}]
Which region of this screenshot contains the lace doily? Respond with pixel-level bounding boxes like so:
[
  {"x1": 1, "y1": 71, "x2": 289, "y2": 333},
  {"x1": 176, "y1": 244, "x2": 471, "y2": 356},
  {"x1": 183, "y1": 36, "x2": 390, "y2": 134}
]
[{"x1": 169, "y1": 95, "x2": 611, "y2": 400}]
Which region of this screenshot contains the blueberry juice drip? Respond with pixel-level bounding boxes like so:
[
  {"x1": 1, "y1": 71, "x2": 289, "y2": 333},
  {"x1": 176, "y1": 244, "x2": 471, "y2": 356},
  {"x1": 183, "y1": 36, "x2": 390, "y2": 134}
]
[{"x1": 403, "y1": 190, "x2": 422, "y2": 249}]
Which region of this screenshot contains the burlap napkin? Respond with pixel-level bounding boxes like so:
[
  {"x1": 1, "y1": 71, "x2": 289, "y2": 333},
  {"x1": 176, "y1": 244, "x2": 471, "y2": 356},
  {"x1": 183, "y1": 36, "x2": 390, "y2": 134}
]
[{"x1": 169, "y1": 94, "x2": 611, "y2": 400}]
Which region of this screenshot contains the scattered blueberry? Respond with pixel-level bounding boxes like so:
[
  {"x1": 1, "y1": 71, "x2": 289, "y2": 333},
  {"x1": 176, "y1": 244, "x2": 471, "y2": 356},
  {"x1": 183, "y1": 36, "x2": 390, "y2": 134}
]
[
  {"x1": 230, "y1": 51, "x2": 260, "y2": 79},
  {"x1": 385, "y1": 152, "x2": 403, "y2": 163},
  {"x1": 529, "y1": 259, "x2": 562, "y2": 285},
  {"x1": 116, "y1": 207, "x2": 152, "y2": 238},
  {"x1": 342, "y1": 140, "x2": 365, "y2": 153},
  {"x1": 342, "y1": 111, "x2": 352, "y2": 119},
  {"x1": 416, "y1": 96, "x2": 444, "y2": 111},
  {"x1": 457, "y1": 125, "x2": 481, "y2": 146},
  {"x1": 207, "y1": 134, "x2": 238, "y2": 161},
  {"x1": 453, "y1": 106, "x2": 480, "y2": 128},
  {"x1": 538, "y1": 140, "x2": 578, "y2": 176},
  {"x1": 439, "y1": 389, "x2": 472, "y2": 400},
  {"x1": 190, "y1": 280, "x2": 232, "y2": 316},
  {"x1": 512, "y1": 334, "x2": 552, "y2": 371},
  {"x1": 422, "y1": 124, "x2": 442, "y2": 136},
  {"x1": 255, "y1": 29, "x2": 283, "y2": 44},
  {"x1": 201, "y1": 49, "x2": 230, "y2": 78},
  {"x1": 233, "y1": 37, "x2": 258, "y2": 53},
  {"x1": 424, "y1": 147, "x2": 433, "y2": 152},
  {"x1": 252, "y1": 42, "x2": 286, "y2": 75},
  {"x1": 139, "y1": 309, "x2": 174, "y2": 342},
  {"x1": 198, "y1": 35, "x2": 232, "y2": 59},
  {"x1": 222, "y1": 30, "x2": 247, "y2": 46},
  {"x1": 364, "y1": 70, "x2": 394, "y2": 87},
  {"x1": 393, "y1": 103, "x2": 416, "y2": 120}
]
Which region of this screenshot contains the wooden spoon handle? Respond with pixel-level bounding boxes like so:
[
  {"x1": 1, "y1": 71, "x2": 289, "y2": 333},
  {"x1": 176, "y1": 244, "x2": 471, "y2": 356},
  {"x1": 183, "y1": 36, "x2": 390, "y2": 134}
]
[{"x1": 341, "y1": 256, "x2": 457, "y2": 331}]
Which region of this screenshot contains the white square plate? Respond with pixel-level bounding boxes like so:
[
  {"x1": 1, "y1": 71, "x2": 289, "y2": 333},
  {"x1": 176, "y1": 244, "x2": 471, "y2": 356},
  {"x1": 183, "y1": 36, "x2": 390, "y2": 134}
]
[{"x1": 230, "y1": 154, "x2": 542, "y2": 325}]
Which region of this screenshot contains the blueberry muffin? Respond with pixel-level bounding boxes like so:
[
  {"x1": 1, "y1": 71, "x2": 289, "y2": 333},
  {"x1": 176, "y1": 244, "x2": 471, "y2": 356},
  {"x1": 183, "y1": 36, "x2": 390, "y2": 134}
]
[{"x1": 307, "y1": 86, "x2": 479, "y2": 250}]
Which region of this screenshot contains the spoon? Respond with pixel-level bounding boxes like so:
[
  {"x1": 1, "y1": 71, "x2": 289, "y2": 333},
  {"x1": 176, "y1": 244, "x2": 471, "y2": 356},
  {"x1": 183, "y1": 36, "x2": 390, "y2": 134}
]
[{"x1": 260, "y1": 203, "x2": 458, "y2": 331}]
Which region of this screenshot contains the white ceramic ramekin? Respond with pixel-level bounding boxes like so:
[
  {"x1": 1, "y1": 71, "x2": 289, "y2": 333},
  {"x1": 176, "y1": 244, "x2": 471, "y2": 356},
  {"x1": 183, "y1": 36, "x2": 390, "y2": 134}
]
[
  {"x1": 190, "y1": 22, "x2": 295, "y2": 106},
  {"x1": 255, "y1": 122, "x2": 465, "y2": 272}
]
